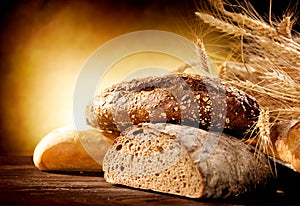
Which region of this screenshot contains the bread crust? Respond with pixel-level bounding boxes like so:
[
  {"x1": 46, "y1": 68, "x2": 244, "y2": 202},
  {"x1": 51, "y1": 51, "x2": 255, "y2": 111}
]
[
  {"x1": 271, "y1": 120, "x2": 300, "y2": 172},
  {"x1": 87, "y1": 73, "x2": 260, "y2": 140},
  {"x1": 33, "y1": 127, "x2": 111, "y2": 172},
  {"x1": 103, "y1": 124, "x2": 204, "y2": 198},
  {"x1": 103, "y1": 123, "x2": 273, "y2": 198}
]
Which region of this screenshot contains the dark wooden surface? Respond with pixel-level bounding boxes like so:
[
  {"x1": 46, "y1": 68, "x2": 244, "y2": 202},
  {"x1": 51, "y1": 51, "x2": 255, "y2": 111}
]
[{"x1": 0, "y1": 156, "x2": 300, "y2": 206}]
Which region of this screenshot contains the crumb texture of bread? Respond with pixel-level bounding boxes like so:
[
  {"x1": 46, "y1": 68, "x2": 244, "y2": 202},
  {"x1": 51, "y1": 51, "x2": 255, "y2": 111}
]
[
  {"x1": 148, "y1": 123, "x2": 272, "y2": 198},
  {"x1": 103, "y1": 125, "x2": 203, "y2": 198},
  {"x1": 103, "y1": 123, "x2": 272, "y2": 198},
  {"x1": 33, "y1": 127, "x2": 111, "y2": 172},
  {"x1": 87, "y1": 73, "x2": 260, "y2": 141}
]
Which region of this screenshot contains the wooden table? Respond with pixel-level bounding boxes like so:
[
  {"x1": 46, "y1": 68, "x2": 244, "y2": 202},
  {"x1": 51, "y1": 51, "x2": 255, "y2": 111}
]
[{"x1": 0, "y1": 156, "x2": 299, "y2": 205}]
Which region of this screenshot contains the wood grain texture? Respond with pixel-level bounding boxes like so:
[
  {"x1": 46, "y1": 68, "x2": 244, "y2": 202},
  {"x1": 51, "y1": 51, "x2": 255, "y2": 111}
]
[{"x1": 0, "y1": 156, "x2": 300, "y2": 205}]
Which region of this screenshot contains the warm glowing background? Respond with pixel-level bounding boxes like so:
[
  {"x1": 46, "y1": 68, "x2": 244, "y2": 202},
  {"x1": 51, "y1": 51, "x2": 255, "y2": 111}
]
[
  {"x1": 0, "y1": 0, "x2": 298, "y2": 155},
  {"x1": 0, "y1": 0, "x2": 199, "y2": 155}
]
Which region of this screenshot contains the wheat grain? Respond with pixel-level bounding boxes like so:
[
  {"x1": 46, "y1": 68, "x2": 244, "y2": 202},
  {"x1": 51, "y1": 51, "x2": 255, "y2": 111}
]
[
  {"x1": 278, "y1": 16, "x2": 293, "y2": 38},
  {"x1": 195, "y1": 12, "x2": 245, "y2": 37},
  {"x1": 255, "y1": 109, "x2": 277, "y2": 177},
  {"x1": 195, "y1": 1, "x2": 300, "y2": 168}
]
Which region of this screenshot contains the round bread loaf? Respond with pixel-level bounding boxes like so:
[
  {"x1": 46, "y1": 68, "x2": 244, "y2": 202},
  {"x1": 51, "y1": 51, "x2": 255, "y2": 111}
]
[{"x1": 87, "y1": 73, "x2": 260, "y2": 140}]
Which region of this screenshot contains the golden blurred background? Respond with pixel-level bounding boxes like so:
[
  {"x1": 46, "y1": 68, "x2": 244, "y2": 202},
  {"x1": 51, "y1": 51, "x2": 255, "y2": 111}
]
[
  {"x1": 0, "y1": 0, "x2": 199, "y2": 155},
  {"x1": 0, "y1": 0, "x2": 298, "y2": 155}
]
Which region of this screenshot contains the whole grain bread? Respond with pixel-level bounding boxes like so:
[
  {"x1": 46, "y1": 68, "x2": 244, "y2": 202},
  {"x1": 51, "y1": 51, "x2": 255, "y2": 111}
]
[
  {"x1": 87, "y1": 73, "x2": 260, "y2": 141},
  {"x1": 103, "y1": 123, "x2": 273, "y2": 198}
]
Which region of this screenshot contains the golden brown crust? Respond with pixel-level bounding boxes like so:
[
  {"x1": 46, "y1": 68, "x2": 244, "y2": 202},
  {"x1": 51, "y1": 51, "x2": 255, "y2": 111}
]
[
  {"x1": 271, "y1": 120, "x2": 300, "y2": 172},
  {"x1": 33, "y1": 127, "x2": 112, "y2": 172}
]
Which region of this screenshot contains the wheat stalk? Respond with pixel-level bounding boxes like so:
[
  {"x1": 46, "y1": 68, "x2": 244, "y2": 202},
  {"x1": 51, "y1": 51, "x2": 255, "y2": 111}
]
[
  {"x1": 210, "y1": 0, "x2": 300, "y2": 51},
  {"x1": 195, "y1": 12, "x2": 246, "y2": 37},
  {"x1": 197, "y1": 0, "x2": 300, "y2": 109},
  {"x1": 195, "y1": 0, "x2": 300, "y2": 163}
]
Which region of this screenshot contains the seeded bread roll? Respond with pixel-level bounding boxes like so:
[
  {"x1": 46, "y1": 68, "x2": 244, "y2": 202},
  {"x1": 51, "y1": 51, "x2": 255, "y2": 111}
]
[
  {"x1": 33, "y1": 127, "x2": 111, "y2": 172},
  {"x1": 103, "y1": 123, "x2": 272, "y2": 198},
  {"x1": 87, "y1": 73, "x2": 260, "y2": 140}
]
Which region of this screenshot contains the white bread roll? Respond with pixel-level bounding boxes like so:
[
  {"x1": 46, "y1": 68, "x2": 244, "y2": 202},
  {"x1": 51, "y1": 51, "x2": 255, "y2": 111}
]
[{"x1": 33, "y1": 126, "x2": 111, "y2": 172}]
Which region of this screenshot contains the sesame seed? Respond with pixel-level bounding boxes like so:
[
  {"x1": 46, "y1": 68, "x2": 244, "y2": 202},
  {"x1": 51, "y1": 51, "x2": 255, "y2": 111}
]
[
  {"x1": 161, "y1": 113, "x2": 166, "y2": 117},
  {"x1": 225, "y1": 118, "x2": 230, "y2": 124},
  {"x1": 202, "y1": 97, "x2": 208, "y2": 102},
  {"x1": 174, "y1": 107, "x2": 179, "y2": 112},
  {"x1": 196, "y1": 94, "x2": 200, "y2": 99},
  {"x1": 242, "y1": 105, "x2": 246, "y2": 111},
  {"x1": 180, "y1": 105, "x2": 187, "y2": 110}
]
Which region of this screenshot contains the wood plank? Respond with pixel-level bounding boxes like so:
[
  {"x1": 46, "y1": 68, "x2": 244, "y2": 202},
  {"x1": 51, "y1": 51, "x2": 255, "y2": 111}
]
[{"x1": 0, "y1": 156, "x2": 299, "y2": 205}]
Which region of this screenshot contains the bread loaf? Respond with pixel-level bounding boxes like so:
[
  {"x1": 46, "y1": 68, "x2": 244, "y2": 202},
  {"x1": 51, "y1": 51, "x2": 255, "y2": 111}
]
[
  {"x1": 103, "y1": 123, "x2": 272, "y2": 198},
  {"x1": 87, "y1": 73, "x2": 260, "y2": 141},
  {"x1": 33, "y1": 126, "x2": 111, "y2": 172},
  {"x1": 271, "y1": 120, "x2": 300, "y2": 172}
]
